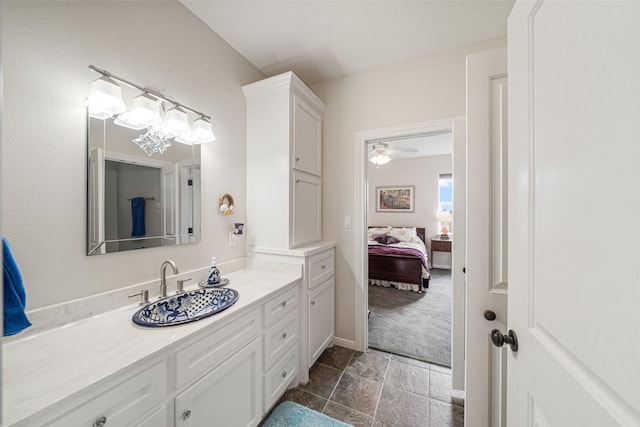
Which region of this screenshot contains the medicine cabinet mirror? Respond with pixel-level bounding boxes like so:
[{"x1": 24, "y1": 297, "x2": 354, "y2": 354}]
[{"x1": 87, "y1": 115, "x2": 201, "y2": 255}]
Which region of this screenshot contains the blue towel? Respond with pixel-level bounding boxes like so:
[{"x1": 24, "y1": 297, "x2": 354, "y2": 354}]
[
  {"x1": 3, "y1": 237, "x2": 31, "y2": 336},
  {"x1": 131, "y1": 197, "x2": 146, "y2": 237},
  {"x1": 263, "y1": 401, "x2": 352, "y2": 427}
]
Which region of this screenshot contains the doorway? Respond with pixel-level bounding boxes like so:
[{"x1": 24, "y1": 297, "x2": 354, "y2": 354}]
[
  {"x1": 366, "y1": 134, "x2": 452, "y2": 366},
  {"x1": 354, "y1": 117, "x2": 466, "y2": 389}
]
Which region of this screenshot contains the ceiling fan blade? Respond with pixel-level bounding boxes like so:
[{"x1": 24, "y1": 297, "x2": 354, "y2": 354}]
[{"x1": 390, "y1": 147, "x2": 418, "y2": 153}]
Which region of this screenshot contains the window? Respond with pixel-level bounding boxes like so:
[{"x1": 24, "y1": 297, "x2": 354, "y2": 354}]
[{"x1": 438, "y1": 173, "x2": 453, "y2": 214}]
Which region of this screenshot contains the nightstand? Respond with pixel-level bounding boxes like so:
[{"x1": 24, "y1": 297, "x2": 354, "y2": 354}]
[{"x1": 430, "y1": 238, "x2": 452, "y2": 269}]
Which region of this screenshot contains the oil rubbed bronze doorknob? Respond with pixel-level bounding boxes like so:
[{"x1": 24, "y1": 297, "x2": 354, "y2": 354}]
[
  {"x1": 483, "y1": 310, "x2": 497, "y2": 321},
  {"x1": 491, "y1": 329, "x2": 519, "y2": 352}
]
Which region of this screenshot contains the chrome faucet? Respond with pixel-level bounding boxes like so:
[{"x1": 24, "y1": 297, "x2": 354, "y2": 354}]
[{"x1": 160, "y1": 260, "x2": 179, "y2": 298}]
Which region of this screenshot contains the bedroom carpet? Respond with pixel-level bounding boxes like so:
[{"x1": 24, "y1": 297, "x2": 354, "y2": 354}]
[{"x1": 368, "y1": 269, "x2": 451, "y2": 367}]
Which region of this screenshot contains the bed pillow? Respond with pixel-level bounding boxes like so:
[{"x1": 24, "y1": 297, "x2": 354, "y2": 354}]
[
  {"x1": 388, "y1": 227, "x2": 417, "y2": 242},
  {"x1": 373, "y1": 235, "x2": 401, "y2": 245},
  {"x1": 367, "y1": 226, "x2": 390, "y2": 240}
]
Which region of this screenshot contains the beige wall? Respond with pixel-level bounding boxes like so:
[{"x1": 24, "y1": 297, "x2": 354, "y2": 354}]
[
  {"x1": 368, "y1": 154, "x2": 452, "y2": 236},
  {"x1": 2, "y1": 1, "x2": 264, "y2": 309},
  {"x1": 311, "y1": 35, "x2": 506, "y2": 342}
]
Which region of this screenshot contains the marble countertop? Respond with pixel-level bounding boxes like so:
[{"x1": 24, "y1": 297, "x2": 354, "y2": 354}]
[{"x1": 2, "y1": 268, "x2": 301, "y2": 426}]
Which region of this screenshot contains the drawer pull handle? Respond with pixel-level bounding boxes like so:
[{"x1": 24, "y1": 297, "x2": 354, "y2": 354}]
[
  {"x1": 94, "y1": 416, "x2": 107, "y2": 427},
  {"x1": 311, "y1": 300, "x2": 315, "y2": 306},
  {"x1": 281, "y1": 300, "x2": 287, "y2": 307},
  {"x1": 282, "y1": 332, "x2": 287, "y2": 339},
  {"x1": 182, "y1": 410, "x2": 192, "y2": 421},
  {"x1": 282, "y1": 371, "x2": 287, "y2": 378}
]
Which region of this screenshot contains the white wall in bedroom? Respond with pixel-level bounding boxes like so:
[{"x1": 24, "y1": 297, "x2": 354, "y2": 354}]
[{"x1": 367, "y1": 154, "x2": 452, "y2": 237}]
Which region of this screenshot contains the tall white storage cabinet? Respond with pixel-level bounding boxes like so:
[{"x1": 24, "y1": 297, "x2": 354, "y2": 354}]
[
  {"x1": 243, "y1": 72, "x2": 324, "y2": 250},
  {"x1": 244, "y1": 72, "x2": 335, "y2": 386}
]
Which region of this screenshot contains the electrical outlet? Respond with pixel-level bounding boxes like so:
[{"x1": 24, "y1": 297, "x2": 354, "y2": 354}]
[{"x1": 228, "y1": 232, "x2": 237, "y2": 246}]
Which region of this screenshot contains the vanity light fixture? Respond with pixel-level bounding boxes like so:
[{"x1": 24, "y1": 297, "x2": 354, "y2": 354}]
[
  {"x1": 87, "y1": 75, "x2": 126, "y2": 119},
  {"x1": 117, "y1": 92, "x2": 161, "y2": 128},
  {"x1": 88, "y1": 65, "x2": 215, "y2": 156},
  {"x1": 191, "y1": 116, "x2": 216, "y2": 143},
  {"x1": 162, "y1": 106, "x2": 191, "y2": 138},
  {"x1": 175, "y1": 116, "x2": 216, "y2": 145}
]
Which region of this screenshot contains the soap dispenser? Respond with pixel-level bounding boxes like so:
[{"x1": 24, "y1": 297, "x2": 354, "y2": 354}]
[{"x1": 207, "y1": 256, "x2": 221, "y2": 285}]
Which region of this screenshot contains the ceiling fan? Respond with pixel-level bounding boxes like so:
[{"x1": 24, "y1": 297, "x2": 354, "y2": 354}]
[{"x1": 368, "y1": 142, "x2": 418, "y2": 165}]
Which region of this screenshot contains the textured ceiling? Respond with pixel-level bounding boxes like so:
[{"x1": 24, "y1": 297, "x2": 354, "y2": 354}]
[{"x1": 180, "y1": 0, "x2": 515, "y2": 85}]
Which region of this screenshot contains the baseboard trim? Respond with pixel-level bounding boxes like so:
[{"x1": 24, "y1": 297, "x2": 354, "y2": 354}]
[{"x1": 333, "y1": 337, "x2": 356, "y2": 350}]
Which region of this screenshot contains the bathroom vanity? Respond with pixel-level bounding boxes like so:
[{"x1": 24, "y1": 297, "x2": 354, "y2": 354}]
[{"x1": 3, "y1": 268, "x2": 302, "y2": 426}]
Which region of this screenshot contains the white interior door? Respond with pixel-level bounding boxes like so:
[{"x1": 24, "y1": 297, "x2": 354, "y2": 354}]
[
  {"x1": 507, "y1": 1, "x2": 640, "y2": 425},
  {"x1": 465, "y1": 47, "x2": 508, "y2": 427}
]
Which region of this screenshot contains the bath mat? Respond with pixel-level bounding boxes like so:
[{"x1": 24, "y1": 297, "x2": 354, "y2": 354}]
[{"x1": 263, "y1": 401, "x2": 352, "y2": 427}]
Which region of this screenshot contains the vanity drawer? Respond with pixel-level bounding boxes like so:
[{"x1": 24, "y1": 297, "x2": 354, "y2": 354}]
[
  {"x1": 264, "y1": 310, "x2": 299, "y2": 371},
  {"x1": 264, "y1": 344, "x2": 299, "y2": 411},
  {"x1": 263, "y1": 286, "x2": 298, "y2": 327},
  {"x1": 46, "y1": 360, "x2": 167, "y2": 427},
  {"x1": 176, "y1": 308, "x2": 261, "y2": 389},
  {"x1": 309, "y1": 250, "x2": 334, "y2": 289}
]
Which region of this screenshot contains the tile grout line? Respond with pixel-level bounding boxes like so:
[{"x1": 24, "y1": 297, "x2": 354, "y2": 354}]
[
  {"x1": 370, "y1": 354, "x2": 392, "y2": 426},
  {"x1": 320, "y1": 350, "x2": 355, "y2": 413}
]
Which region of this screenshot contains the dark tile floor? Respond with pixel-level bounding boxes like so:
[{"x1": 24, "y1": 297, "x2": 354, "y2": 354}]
[{"x1": 269, "y1": 346, "x2": 464, "y2": 427}]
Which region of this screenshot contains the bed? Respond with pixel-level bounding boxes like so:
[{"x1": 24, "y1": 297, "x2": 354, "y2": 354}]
[{"x1": 368, "y1": 226, "x2": 430, "y2": 293}]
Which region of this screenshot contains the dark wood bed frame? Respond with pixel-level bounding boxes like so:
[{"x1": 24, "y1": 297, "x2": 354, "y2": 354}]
[{"x1": 368, "y1": 227, "x2": 429, "y2": 290}]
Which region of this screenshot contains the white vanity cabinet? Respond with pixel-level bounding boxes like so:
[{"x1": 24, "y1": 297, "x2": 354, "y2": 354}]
[
  {"x1": 244, "y1": 71, "x2": 325, "y2": 250},
  {"x1": 3, "y1": 271, "x2": 303, "y2": 427},
  {"x1": 174, "y1": 308, "x2": 263, "y2": 426},
  {"x1": 262, "y1": 287, "x2": 300, "y2": 411},
  {"x1": 309, "y1": 280, "x2": 334, "y2": 365},
  {"x1": 247, "y1": 244, "x2": 335, "y2": 384},
  {"x1": 39, "y1": 360, "x2": 168, "y2": 427},
  {"x1": 307, "y1": 250, "x2": 335, "y2": 366},
  {"x1": 175, "y1": 338, "x2": 262, "y2": 427}
]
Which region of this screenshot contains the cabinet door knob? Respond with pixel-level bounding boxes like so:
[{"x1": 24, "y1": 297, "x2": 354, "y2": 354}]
[
  {"x1": 296, "y1": 157, "x2": 300, "y2": 162},
  {"x1": 94, "y1": 416, "x2": 107, "y2": 427},
  {"x1": 295, "y1": 179, "x2": 300, "y2": 184},
  {"x1": 282, "y1": 371, "x2": 287, "y2": 378},
  {"x1": 282, "y1": 332, "x2": 287, "y2": 339},
  {"x1": 281, "y1": 300, "x2": 287, "y2": 307},
  {"x1": 311, "y1": 300, "x2": 315, "y2": 306},
  {"x1": 321, "y1": 264, "x2": 326, "y2": 269},
  {"x1": 182, "y1": 410, "x2": 192, "y2": 421}
]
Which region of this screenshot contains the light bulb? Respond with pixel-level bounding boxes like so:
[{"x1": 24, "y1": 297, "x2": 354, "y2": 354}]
[
  {"x1": 87, "y1": 76, "x2": 126, "y2": 119},
  {"x1": 163, "y1": 106, "x2": 190, "y2": 138},
  {"x1": 192, "y1": 117, "x2": 216, "y2": 143}
]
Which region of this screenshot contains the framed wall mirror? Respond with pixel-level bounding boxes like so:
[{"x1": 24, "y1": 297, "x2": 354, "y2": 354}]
[{"x1": 87, "y1": 114, "x2": 201, "y2": 255}]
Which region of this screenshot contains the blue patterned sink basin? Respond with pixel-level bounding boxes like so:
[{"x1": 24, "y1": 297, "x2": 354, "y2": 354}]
[{"x1": 132, "y1": 288, "x2": 239, "y2": 327}]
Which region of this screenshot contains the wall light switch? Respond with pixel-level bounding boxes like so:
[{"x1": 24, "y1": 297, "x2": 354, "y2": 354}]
[{"x1": 344, "y1": 216, "x2": 352, "y2": 229}]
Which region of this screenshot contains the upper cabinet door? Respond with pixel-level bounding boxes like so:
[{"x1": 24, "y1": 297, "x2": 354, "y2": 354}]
[{"x1": 292, "y1": 94, "x2": 322, "y2": 176}]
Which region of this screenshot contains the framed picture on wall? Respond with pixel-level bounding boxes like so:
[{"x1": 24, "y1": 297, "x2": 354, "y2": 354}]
[{"x1": 376, "y1": 186, "x2": 415, "y2": 212}]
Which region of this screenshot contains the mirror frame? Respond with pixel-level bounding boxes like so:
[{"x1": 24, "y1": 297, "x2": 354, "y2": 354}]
[{"x1": 86, "y1": 113, "x2": 201, "y2": 255}]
